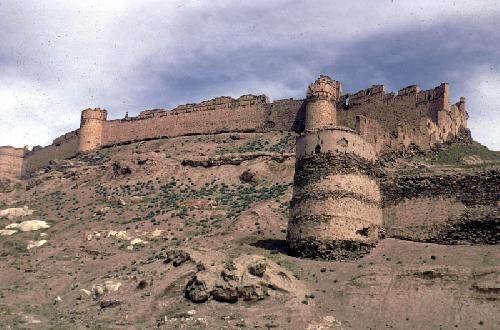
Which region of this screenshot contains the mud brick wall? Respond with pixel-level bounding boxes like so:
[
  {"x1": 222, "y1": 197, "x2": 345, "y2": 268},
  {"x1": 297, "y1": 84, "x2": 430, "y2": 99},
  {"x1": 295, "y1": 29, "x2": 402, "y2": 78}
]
[
  {"x1": 337, "y1": 83, "x2": 468, "y2": 153},
  {"x1": 381, "y1": 169, "x2": 499, "y2": 244},
  {"x1": 0, "y1": 146, "x2": 26, "y2": 178},
  {"x1": 3, "y1": 78, "x2": 469, "y2": 178},
  {"x1": 21, "y1": 130, "x2": 80, "y2": 176},
  {"x1": 288, "y1": 129, "x2": 383, "y2": 261}
]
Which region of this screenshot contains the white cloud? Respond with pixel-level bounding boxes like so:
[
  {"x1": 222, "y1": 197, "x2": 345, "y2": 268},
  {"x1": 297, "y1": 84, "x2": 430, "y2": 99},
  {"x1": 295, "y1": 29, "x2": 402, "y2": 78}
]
[
  {"x1": 466, "y1": 66, "x2": 500, "y2": 150},
  {"x1": 0, "y1": 0, "x2": 499, "y2": 149}
]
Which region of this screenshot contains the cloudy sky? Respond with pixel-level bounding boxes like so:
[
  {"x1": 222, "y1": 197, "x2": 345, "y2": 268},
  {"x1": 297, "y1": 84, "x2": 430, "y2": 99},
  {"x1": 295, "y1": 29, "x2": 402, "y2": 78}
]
[{"x1": 1, "y1": 0, "x2": 499, "y2": 149}]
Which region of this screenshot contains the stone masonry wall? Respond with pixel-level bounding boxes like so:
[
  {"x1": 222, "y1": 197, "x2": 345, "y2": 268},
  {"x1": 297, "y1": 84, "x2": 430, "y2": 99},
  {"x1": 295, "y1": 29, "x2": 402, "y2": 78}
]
[
  {"x1": 2, "y1": 80, "x2": 468, "y2": 178},
  {"x1": 337, "y1": 83, "x2": 468, "y2": 153},
  {"x1": 288, "y1": 128, "x2": 383, "y2": 260},
  {"x1": 0, "y1": 146, "x2": 25, "y2": 178},
  {"x1": 21, "y1": 130, "x2": 80, "y2": 176},
  {"x1": 100, "y1": 95, "x2": 307, "y2": 148},
  {"x1": 381, "y1": 169, "x2": 499, "y2": 244}
]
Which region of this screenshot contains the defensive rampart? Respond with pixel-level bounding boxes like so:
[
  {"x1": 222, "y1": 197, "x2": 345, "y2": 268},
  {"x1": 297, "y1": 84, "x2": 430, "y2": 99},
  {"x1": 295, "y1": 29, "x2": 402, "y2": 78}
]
[
  {"x1": 21, "y1": 130, "x2": 80, "y2": 176},
  {"x1": 0, "y1": 146, "x2": 26, "y2": 178},
  {"x1": 2, "y1": 77, "x2": 468, "y2": 178}
]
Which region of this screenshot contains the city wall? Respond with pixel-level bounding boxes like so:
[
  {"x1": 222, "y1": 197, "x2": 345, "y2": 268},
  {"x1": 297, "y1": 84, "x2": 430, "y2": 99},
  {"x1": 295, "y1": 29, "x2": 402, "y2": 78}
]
[
  {"x1": 1, "y1": 80, "x2": 468, "y2": 178},
  {"x1": 381, "y1": 169, "x2": 498, "y2": 244},
  {"x1": 0, "y1": 146, "x2": 26, "y2": 178},
  {"x1": 21, "y1": 130, "x2": 80, "y2": 176},
  {"x1": 338, "y1": 83, "x2": 468, "y2": 154}
]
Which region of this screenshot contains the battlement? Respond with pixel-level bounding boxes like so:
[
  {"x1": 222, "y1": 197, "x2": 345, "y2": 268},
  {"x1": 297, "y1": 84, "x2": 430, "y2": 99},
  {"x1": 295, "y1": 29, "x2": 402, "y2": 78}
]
[
  {"x1": 171, "y1": 94, "x2": 269, "y2": 114},
  {"x1": 307, "y1": 75, "x2": 341, "y2": 102},
  {"x1": 52, "y1": 130, "x2": 79, "y2": 146},
  {"x1": 81, "y1": 108, "x2": 107, "y2": 121},
  {"x1": 134, "y1": 95, "x2": 270, "y2": 120},
  {"x1": 0, "y1": 74, "x2": 469, "y2": 180},
  {"x1": 339, "y1": 83, "x2": 450, "y2": 111}
]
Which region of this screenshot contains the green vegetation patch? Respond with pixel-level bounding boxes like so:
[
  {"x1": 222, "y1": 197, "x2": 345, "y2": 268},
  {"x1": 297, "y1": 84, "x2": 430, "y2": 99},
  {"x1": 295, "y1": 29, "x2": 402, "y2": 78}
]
[
  {"x1": 427, "y1": 142, "x2": 499, "y2": 165},
  {"x1": 217, "y1": 138, "x2": 266, "y2": 154}
]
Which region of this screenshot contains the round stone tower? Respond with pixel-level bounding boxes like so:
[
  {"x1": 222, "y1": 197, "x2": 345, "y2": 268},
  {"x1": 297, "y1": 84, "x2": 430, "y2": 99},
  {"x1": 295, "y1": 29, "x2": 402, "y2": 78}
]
[
  {"x1": 287, "y1": 75, "x2": 383, "y2": 261},
  {"x1": 78, "y1": 108, "x2": 107, "y2": 154},
  {"x1": 304, "y1": 75, "x2": 340, "y2": 131}
]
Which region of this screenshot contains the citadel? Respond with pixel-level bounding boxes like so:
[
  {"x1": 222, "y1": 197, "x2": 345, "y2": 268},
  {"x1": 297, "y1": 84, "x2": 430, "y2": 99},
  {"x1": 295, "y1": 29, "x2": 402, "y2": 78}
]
[{"x1": 0, "y1": 75, "x2": 470, "y2": 259}]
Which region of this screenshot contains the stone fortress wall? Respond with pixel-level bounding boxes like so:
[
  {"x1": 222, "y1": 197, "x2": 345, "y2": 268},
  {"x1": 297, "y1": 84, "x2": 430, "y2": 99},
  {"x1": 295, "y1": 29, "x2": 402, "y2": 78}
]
[
  {"x1": 288, "y1": 76, "x2": 383, "y2": 260},
  {"x1": 0, "y1": 146, "x2": 26, "y2": 178},
  {"x1": 0, "y1": 76, "x2": 468, "y2": 179}
]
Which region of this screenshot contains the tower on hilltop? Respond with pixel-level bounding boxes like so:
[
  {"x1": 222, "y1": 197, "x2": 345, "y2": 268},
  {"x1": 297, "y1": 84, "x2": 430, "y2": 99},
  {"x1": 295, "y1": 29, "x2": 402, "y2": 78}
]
[
  {"x1": 287, "y1": 75, "x2": 383, "y2": 261},
  {"x1": 78, "y1": 108, "x2": 107, "y2": 154}
]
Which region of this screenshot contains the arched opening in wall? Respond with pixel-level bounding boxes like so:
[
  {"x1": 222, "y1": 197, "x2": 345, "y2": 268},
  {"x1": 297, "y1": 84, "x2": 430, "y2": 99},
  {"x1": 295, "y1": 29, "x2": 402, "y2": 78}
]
[{"x1": 315, "y1": 145, "x2": 321, "y2": 154}]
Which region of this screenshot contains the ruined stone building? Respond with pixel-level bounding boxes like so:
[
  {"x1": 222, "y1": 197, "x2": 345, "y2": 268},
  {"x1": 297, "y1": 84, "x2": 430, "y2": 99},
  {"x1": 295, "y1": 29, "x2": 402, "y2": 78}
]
[
  {"x1": 0, "y1": 75, "x2": 468, "y2": 180},
  {"x1": 0, "y1": 75, "x2": 471, "y2": 259}
]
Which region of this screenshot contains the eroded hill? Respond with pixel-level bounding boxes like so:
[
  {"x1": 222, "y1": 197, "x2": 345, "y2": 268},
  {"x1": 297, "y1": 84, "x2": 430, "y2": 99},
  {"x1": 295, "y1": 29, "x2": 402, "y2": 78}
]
[{"x1": 0, "y1": 131, "x2": 498, "y2": 329}]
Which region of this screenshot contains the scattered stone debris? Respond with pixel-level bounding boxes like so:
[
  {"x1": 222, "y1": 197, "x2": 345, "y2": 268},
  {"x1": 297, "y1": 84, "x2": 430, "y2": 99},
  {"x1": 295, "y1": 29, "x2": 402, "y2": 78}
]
[
  {"x1": 100, "y1": 300, "x2": 122, "y2": 309},
  {"x1": 0, "y1": 178, "x2": 17, "y2": 193},
  {"x1": 181, "y1": 152, "x2": 294, "y2": 167},
  {"x1": 149, "y1": 229, "x2": 162, "y2": 238},
  {"x1": 27, "y1": 240, "x2": 47, "y2": 250},
  {"x1": 5, "y1": 220, "x2": 50, "y2": 232},
  {"x1": 306, "y1": 315, "x2": 343, "y2": 329},
  {"x1": 164, "y1": 249, "x2": 191, "y2": 267},
  {"x1": 81, "y1": 289, "x2": 91, "y2": 296},
  {"x1": 0, "y1": 206, "x2": 34, "y2": 219},
  {"x1": 0, "y1": 229, "x2": 17, "y2": 236},
  {"x1": 248, "y1": 260, "x2": 266, "y2": 277},
  {"x1": 127, "y1": 238, "x2": 148, "y2": 250},
  {"x1": 91, "y1": 280, "x2": 122, "y2": 300},
  {"x1": 107, "y1": 230, "x2": 132, "y2": 240},
  {"x1": 112, "y1": 161, "x2": 133, "y2": 176},
  {"x1": 96, "y1": 206, "x2": 110, "y2": 215},
  {"x1": 239, "y1": 169, "x2": 255, "y2": 183}
]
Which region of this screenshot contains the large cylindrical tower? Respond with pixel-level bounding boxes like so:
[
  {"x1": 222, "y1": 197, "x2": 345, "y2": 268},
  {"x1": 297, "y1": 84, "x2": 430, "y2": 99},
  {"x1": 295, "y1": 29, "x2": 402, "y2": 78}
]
[
  {"x1": 287, "y1": 76, "x2": 383, "y2": 261},
  {"x1": 78, "y1": 108, "x2": 107, "y2": 154}
]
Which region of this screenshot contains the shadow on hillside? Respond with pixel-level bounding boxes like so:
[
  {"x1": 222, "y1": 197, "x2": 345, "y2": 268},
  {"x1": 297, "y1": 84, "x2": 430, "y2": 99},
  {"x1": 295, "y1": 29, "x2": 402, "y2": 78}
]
[{"x1": 250, "y1": 239, "x2": 289, "y2": 255}]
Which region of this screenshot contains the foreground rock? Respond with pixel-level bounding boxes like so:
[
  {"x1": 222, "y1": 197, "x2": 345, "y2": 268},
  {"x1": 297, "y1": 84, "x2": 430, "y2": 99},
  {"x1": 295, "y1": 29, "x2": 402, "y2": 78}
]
[
  {"x1": 5, "y1": 220, "x2": 50, "y2": 232},
  {"x1": 0, "y1": 206, "x2": 34, "y2": 219},
  {"x1": 185, "y1": 254, "x2": 306, "y2": 304}
]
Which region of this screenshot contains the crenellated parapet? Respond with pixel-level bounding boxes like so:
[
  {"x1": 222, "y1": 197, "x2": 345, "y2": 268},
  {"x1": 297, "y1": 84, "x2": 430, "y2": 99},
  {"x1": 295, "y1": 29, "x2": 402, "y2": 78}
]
[
  {"x1": 306, "y1": 75, "x2": 341, "y2": 102},
  {"x1": 304, "y1": 75, "x2": 341, "y2": 131},
  {"x1": 171, "y1": 94, "x2": 269, "y2": 114},
  {"x1": 339, "y1": 82, "x2": 452, "y2": 117},
  {"x1": 2, "y1": 74, "x2": 469, "y2": 179}
]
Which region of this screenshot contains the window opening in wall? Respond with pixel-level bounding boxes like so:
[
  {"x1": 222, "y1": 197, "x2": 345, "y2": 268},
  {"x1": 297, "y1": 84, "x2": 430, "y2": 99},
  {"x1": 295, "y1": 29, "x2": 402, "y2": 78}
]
[{"x1": 315, "y1": 145, "x2": 321, "y2": 154}]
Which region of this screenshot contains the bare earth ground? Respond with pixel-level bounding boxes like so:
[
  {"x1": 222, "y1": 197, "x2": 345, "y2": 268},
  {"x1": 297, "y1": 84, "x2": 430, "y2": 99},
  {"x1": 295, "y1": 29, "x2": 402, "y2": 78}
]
[{"x1": 0, "y1": 132, "x2": 498, "y2": 329}]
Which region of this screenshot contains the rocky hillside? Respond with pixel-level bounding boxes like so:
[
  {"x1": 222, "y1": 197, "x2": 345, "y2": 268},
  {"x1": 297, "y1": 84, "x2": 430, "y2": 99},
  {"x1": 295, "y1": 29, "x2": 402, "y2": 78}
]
[{"x1": 0, "y1": 131, "x2": 498, "y2": 328}]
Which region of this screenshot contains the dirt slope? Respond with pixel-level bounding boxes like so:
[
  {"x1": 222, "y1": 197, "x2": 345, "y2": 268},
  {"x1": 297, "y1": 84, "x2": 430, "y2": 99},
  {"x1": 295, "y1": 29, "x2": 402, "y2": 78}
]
[{"x1": 0, "y1": 132, "x2": 498, "y2": 329}]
